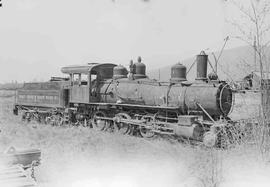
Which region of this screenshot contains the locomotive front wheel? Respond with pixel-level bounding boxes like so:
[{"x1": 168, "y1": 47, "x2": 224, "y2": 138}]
[
  {"x1": 114, "y1": 113, "x2": 131, "y2": 135},
  {"x1": 91, "y1": 111, "x2": 107, "y2": 131},
  {"x1": 139, "y1": 116, "x2": 155, "y2": 138}
]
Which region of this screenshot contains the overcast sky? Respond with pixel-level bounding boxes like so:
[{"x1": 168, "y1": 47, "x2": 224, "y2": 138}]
[{"x1": 0, "y1": 0, "x2": 244, "y2": 82}]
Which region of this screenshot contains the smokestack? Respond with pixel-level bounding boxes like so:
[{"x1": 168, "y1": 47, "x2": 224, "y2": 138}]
[{"x1": 196, "y1": 51, "x2": 208, "y2": 81}]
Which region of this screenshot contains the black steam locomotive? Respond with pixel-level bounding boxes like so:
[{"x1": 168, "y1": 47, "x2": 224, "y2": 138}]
[{"x1": 13, "y1": 51, "x2": 234, "y2": 146}]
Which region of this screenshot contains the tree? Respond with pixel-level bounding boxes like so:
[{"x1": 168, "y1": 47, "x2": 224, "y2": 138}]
[
  {"x1": 229, "y1": 0, "x2": 270, "y2": 72},
  {"x1": 228, "y1": 0, "x2": 270, "y2": 157}
]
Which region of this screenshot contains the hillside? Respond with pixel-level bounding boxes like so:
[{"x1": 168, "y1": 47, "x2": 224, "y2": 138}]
[{"x1": 147, "y1": 45, "x2": 262, "y2": 82}]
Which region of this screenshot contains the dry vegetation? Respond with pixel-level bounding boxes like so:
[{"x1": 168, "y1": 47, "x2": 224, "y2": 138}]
[{"x1": 0, "y1": 91, "x2": 270, "y2": 187}]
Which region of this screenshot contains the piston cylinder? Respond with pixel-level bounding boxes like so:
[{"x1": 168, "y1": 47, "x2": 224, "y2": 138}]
[
  {"x1": 196, "y1": 51, "x2": 208, "y2": 80},
  {"x1": 174, "y1": 123, "x2": 203, "y2": 141}
]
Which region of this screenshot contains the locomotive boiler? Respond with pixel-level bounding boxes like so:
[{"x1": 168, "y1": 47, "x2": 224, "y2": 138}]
[{"x1": 13, "y1": 51, "x2": 234, "y2": 147}]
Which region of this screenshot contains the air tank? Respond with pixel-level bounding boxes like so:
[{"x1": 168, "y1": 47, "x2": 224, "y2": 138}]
[
  {"x1": 170, "y1": 62, "x2": 187, "y2": 82},
  {"x1": 133, "y1": 56, "x2": 147, "y2": 79},
  {"x1": 113, "y1": 65, "x2": 128, "y2": 79},
  {"x1": 196, "y1": 51, "x2": 208, "y2": 81}
]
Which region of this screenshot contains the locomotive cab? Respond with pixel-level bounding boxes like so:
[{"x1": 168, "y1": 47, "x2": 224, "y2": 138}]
[{"x1": 61, "y1": 63, "x2": 117, "y2": 103}]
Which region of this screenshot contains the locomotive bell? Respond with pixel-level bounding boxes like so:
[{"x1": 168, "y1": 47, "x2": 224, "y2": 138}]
[
  {"x1": 113, "y1": 65, "x2": 128, "y2": 79},
  {"x1": 196, "y1": 51, "x2": 208, "y2": 81},
  {"x1": 133, "y1": 56, "x2": 147, "y2": 79},
  {"x1": 170, "y1": 62, "x2": 187, "y2": 82},
  {"x1": 208, "y1": 72, "x2": 218, "y2": 80}
]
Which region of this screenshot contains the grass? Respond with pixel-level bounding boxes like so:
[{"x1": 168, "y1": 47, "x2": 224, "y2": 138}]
[{"x1": 0, "y1": 91, "x2": 270, "y2": 187}]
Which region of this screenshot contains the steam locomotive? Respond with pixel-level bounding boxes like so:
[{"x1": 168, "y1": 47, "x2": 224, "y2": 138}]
[{"x1": 13, "y1": 51, "x2": 234, "y2": 147}]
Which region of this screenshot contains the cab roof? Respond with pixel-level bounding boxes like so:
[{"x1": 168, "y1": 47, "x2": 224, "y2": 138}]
[{"x1": 61, "y1": 63, "x2": 117, "y2": 74}]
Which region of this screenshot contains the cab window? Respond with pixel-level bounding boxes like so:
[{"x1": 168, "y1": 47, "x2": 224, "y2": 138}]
[
  {"x1": 71, "y1": 73, "x2": 89, "y2": 86},
  {"x1": 81, "y1": 74, "x2": 88, "y2": 86},
  {"x1": 73, "y1": 74, "x2": 80, "y2": 86}
]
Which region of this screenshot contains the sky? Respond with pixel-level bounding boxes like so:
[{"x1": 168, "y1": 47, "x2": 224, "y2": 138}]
[{"x1": 0, "y1": 0, "x2": 245, "y2": 82}]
